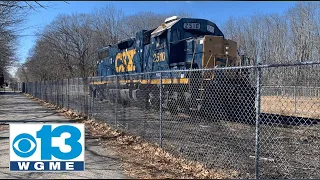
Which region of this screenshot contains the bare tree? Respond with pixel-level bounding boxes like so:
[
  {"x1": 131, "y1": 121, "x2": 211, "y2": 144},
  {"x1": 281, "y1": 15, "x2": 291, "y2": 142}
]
[
  {"x1": 287, "y1": 2, "x2": 319, "y2": 62},
  {"x1": 0, "y1": 1, "x2": 26, "y2": 83},
  {"x1": 120, "y1": 11, "x2": 192, "y2": 38},
  {"x1": 38, "y1": 13, "x2": 99, "y2": 78},
  {"x1": 91, "y1": 4, "x2": 124, "y2": 47},
  {"x1": 21, "y1": 2, "x2": 320, "y2": 85},
  {"x1": 0, "y1": 1, "x2": 49, "y2": 84}
]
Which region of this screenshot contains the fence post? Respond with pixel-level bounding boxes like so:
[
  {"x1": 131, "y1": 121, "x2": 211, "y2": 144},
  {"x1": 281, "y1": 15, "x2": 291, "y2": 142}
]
[
  {"x1": 55, "y1": 80, "x2": 57, "y2": 105},
  {"x1": 115, "y1": 75, "x2": 118, "y2": 128},
  {"x1": 67, "y1": 79, "x2": 69, "y2": 109},
  {"x1": 56, "y1": 80, "x2": 58, "y2": 105},
  {"x1": 51, "y1": 80, "x2": 53, "y2": 103},
  {"x1": 91, "y1": 77, "x2": 94, "y2": 120},
  {"x1": 83, "y1": 78, "x2": 87, "y2": 116},
  {"x1": 77, "y1": 77, "x2": 80, "y2": 112},
  {"x1": 45, "y1": 81, "x2": 48, "y2": 102},
  {"x1": 294, "y1": 85, "x2": 296, "y2": 114},
  {"x1": 60, "y1": 79, "x2": 62, "y2": 107},
  {"x1": 40, "y1": 81, "x2": 42, "y2": 99},
  {"x1": 159, "y1": 72, "x2": 163, "y2": 148},
  {"x1": 62, "y1": 80, "x2": 64, "y2": 108},
  {"x1": 255, "y1": 64, "x2": 262, "y2": 179},
  {"x1": 56, "y1": 79, "x2": 60, "y2": 106}
]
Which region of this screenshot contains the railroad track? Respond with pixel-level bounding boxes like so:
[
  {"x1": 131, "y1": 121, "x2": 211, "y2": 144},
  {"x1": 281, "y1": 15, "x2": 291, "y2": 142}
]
[{"x1": 259, "y1": 113, "x2": 318, "y2": 126}]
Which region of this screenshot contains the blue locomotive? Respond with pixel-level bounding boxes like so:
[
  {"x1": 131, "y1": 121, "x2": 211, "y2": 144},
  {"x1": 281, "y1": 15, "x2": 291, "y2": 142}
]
[
  {"x1": 92, "y1": 16, "x2": 255, "y2": 123},
  {"x1": 96, "y1": 16, "x2": 238, "y2": 76}
]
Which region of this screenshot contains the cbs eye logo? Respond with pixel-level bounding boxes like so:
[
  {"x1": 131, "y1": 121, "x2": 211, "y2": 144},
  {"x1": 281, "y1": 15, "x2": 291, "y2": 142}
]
[
  {"x1": 10, "y1": 124, "x2": 85, "y2": 171},
  {"x1": 12, "y1": 133, "x2": 37, "y2": 158}
]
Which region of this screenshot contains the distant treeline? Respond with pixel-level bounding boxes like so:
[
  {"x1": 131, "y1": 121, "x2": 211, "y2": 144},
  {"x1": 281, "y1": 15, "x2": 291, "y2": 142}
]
[
  {"x1": 17, "y1": 5, "x2": 190, "y2": 82},
  {"x1": 17, "y1": 2, "x2": 320, "y2": 86},
  {"x1": 221, "y1": 2, "x2": 320, "y2": 86},
  {"x1": 0, "y1": 1, "x2": 46, "y2": 84}
]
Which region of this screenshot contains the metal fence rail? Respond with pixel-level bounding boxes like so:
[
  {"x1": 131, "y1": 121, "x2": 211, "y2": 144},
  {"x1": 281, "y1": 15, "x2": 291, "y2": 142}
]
[
  {"x1": 262, "y1": 86, "x2": 320, "y2": 97},
  {"x1": 23, "y1": 62, "x2": 320, "y2": 179}
]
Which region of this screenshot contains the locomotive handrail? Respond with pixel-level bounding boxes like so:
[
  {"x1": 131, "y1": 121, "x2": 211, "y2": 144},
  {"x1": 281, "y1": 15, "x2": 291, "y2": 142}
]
[
  {"x1": 86, "y1": 60, "x2": 320, "y2": 83},
  {"x1": 22, "y1": 61, "x2": 320, "y2": 84},
  {"x1": 91, "y1": 61, "x2": 320, "y2": 79},
  {"x1": 169, "y1": 37, "x2": 194, "y2": 44},
  {"x1": 262, "y1": 85, "x2": 320, "y2": 88}
]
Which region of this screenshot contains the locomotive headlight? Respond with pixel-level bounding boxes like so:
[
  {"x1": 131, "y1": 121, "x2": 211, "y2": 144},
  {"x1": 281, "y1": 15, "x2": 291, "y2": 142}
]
[{"x1": 225, "y1": 46, "x2": 229, "y2": 55}]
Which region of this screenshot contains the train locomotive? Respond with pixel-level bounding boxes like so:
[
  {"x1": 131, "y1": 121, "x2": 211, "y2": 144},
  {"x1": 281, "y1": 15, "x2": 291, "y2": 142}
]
[{"x1": 91, "y1": 16, "x2": 256, "y2": 123}]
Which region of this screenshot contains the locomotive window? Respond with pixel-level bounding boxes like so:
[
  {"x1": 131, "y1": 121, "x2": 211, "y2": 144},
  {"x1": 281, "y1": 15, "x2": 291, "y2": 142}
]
[
  {"x1": 98, "y1": 51, "x2": 108, "y2": 59},
  {"x1": 156, "y1": 32, "x2": 167, "y2": 49},
  {"x1": 118, "y1": 42, "x2": 130, "y2": 50},
  {"x1": 118, "y1": 38, "x2": 135, "y2": 50},
  {"x1": 143, "y1": 31, "x2": 152, "y2": 45},
  {"x1": 171, "y1": 29, "x2": 177, "y2": 42},
  {"x1": 156, "y1": 37, "x2": 166, "y2": 49},
  {"x1": 173, "y1": 29, "x2": 181, "y2": 41},
  {"x1": 156, "y1": 37, "x2": 160, "y2": 48}
]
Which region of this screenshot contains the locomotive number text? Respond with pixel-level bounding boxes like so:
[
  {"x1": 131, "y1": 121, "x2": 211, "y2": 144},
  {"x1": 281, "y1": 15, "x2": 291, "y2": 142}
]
[
  {"x1": 153, "y1": 52, "x2": 166, "y2": 62},
  {"x1": 184, "y1": 23, "x2": 200, "y2": 30}
]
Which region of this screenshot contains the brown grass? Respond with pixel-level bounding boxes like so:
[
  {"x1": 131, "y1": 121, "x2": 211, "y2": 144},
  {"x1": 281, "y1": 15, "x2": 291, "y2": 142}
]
[
  {"x1": 261, "y1": 96, "x2": 320, "y2": 119},
  {"x1": 0, "y1": 125, "x2": 8, "y2": 131},
  {"x1": 83, "y1": 119, "x2": 239, "y2": 179},
  {"x1": 25, "y1": 93, "x2": 239, "y2": 179}
]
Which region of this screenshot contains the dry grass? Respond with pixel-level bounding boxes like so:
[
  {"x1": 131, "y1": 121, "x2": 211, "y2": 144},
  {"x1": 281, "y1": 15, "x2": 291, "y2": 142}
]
[
  {"x1": 0, "y1": 125, "x2": 8, "y2": 131},
  {"x1": 83, "y1": 119, "x2": 239, "y2": 179},
  {"x1": 261, "y1": 96, "x2": 320, "y2": 119},
  {"x1": 25, "y1": 93, "x2": 87, "y2": 120},
  {"x1": 25, "y1": 93, "x2": 239, "y2": 179}
]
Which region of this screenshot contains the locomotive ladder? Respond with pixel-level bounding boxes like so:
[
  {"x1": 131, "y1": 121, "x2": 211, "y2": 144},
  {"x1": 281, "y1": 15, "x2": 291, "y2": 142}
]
[{"x1": 188, "y1": 71, "x2": 211, "y2": 112}]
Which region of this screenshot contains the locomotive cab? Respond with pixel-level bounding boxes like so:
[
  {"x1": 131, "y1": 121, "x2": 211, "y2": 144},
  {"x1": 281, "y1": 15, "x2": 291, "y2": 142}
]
[
  {"x1": 150, "y1": 16, "x2": 238, "y2": 72},
  {"x1": 97, "y1": 47, "x2": 109, "y2": 77},
  {"x1": 96, "y1": 16, "x2": 239, "y2": 76}
]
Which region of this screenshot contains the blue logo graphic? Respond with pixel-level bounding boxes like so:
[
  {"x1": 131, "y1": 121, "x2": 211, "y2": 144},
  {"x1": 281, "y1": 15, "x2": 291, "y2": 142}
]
[
  {"x1": 13, "y1": 133, "x2": 37, "y2": 158},
  {"x1": 10, "y1": 124, "x2": 85, "y2": 172},
  {"x1": 36, "y1": 125, "x2": 82, "y2": 160}
]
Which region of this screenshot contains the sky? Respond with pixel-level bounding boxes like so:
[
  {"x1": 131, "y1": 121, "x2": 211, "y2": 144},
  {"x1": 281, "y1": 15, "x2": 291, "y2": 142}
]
[{"x1": 12, "y1": 1, "x2": 298, "y2": 75}]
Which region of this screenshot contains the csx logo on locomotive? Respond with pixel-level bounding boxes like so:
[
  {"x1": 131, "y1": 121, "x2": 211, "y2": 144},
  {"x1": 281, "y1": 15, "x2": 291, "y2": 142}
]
[{"x1": 115, "y1": 49, "x2": 136, "y2": 73}]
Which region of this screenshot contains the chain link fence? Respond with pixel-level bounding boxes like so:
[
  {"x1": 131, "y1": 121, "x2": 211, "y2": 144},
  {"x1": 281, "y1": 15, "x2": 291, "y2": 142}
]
[
  {"x1": 23, "y1": 62, "x2": 320, "y2": 179},
  {"x1": 0, "y1": 81, "x2": 22, "y2": 92}
]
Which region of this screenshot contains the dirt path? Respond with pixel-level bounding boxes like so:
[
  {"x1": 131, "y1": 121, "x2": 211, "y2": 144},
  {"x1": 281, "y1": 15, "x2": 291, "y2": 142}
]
[{"x1": 0, "y1": 92, "x2": 128, "y2": 179}]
